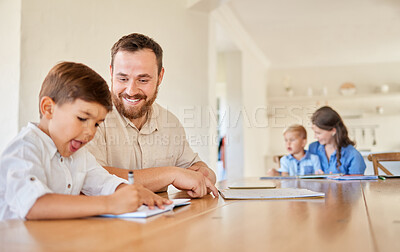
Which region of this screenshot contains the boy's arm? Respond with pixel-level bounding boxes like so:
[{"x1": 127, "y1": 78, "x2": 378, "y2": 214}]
[
  {"x1": 278, "y1": 157, "x2": 290, "y2": 175},
  {"x1": 103, "y1": 166, "x2": 218, "y2": 198},
  {"x1": 26, "y1": 184, "x2": 171, "y2": 220}
]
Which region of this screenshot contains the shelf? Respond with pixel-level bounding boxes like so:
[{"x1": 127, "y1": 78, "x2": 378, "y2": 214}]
[{"x1": 267, "y1": 92, "x2": 400, "y2": 104}]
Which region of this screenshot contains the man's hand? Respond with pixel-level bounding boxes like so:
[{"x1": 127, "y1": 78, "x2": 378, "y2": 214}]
[
  {"x1": 171, "y1": 168, "x2": 218, "y2": 198},
  {"x1": 187, "y1": 161, "x2": 216, "y2": 185}
]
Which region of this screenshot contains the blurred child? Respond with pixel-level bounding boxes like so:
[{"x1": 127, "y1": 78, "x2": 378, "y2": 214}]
[
  {"x1": 267, "y1": 125, "x2": 322, "y2": 176},
  {"x1": 0, "y1": 62, "x2": 171, "y2": 220}
]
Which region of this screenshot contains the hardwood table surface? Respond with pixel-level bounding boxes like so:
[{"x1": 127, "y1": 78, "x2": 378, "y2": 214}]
[{"x1": 0, "y1": 177, "x2": 399, "y2": 252}]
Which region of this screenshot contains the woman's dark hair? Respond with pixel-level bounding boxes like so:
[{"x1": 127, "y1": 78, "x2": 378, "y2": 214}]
[{"x1": 311, "y1": 106, "x2": 355, "y2": 169}]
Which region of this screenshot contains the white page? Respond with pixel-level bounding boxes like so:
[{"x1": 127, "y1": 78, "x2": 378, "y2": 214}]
[
  {"x1": 228, "y1": 181, "x2": 276, "y2": 189},
  {"x1": 100, "y1": 199, "x2": 191, "y2": 218},
  {"x1": 219, "y1": 188, "x2": 324, "y2": 199}
]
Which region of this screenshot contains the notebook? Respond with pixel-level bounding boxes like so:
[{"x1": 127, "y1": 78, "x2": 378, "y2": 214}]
[
  {"x1": 100, "y1": 199, "x2": 191, "y2": 218},
  {"x1": 219, "y1": 188, "x2": 325, "y2": 200},
  {"x1": 260, "y1": 174, "x2": 342, "y2": 180},
  {"x1": 329, "y1": 175, "x2": 378, "y2": 180},
  {"x1": 228, "y1": 181, "x2": 276, "y2": 189}
]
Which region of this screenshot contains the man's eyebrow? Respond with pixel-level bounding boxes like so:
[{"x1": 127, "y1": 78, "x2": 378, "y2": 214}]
[
  {"x1": 137, "y1": 74, "x2": 152, "y2": 78},
  {"x1": 115, "y1": 72, "x2": 128, "y2": 77}
]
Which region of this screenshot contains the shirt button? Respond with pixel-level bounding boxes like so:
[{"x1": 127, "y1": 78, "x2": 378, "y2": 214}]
[
  {"x1": 67, "y1": 184, "x2": 71, "y2": 189},
  {"x1": 60, "y1": 158, "x2": 63, "y2": 162},
  {"x1": 30, "y1": 177, "x2": 35, "y2": 181}
]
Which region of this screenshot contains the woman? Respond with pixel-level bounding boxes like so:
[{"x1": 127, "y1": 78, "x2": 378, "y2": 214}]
[{"x1": 309, "y1": 106, "x2": 366, "y2": 175}]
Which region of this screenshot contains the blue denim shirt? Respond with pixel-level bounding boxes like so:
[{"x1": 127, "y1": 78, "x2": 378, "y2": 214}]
[
  {"x1": 278, "y1": 150, "x2": 321, "y2": 176},
  {"x1": 308, "y1": 141, "x2": 366, "y2": 175}
]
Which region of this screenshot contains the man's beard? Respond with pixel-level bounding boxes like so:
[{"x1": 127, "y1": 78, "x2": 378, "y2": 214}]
[{"x1": 112, "y1": 88, "x2": 158, "y2": 120}]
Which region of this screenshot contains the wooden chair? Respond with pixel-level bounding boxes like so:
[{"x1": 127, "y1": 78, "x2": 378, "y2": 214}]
[
  {"x1": 367, "y1": 152, "x2": 400, "y2": 175},
  {"x1": 273, "y1": 155, "x2": 284, "y2": 168}
]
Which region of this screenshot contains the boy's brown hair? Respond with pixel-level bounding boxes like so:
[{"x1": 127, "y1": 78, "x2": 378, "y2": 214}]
[
  {"x1": 39, "y1": 62, "x2": 112, "y2": 117},
  {"x1": 111, "y1": 33, "x2": 163, "y2": 74},
  {"x1": 283, "y1": 124, "x2": 307, "y2": 139}
]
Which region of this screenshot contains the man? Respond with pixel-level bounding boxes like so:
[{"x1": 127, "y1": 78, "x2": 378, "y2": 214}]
[{"x1": 86, "y1": 33, "x2": 217, "y2": 198}]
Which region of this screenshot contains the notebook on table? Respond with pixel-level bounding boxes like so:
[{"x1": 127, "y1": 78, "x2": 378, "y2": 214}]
[
  {"x1": 219, "y1": 188, "x2": 325, "y2": 200},
  {"x1": 100, "y1": 199, "x2": 191, "y2": 218},
  {"x1": 228, "y1": 181, "x2": 276, "y2": 189}
]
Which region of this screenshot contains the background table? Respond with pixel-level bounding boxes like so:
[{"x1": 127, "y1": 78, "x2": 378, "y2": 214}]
[{"x1": 1, "y1": 178, "x2": 399, "y2": 252}]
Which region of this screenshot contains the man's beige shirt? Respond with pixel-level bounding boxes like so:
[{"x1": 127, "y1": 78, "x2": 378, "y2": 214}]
[{"x1": 86, "y1": 103, "x2": 201, "y2": 170}]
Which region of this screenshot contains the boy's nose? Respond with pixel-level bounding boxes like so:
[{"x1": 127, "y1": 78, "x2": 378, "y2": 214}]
[{"x1": 84, "y1": 125, "x2": 97, "y2": 141}]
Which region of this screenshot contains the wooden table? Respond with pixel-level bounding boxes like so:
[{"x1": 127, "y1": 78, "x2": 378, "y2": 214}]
[{"x1": 1, "y1": 178, "x2": 399, "y2": 252}]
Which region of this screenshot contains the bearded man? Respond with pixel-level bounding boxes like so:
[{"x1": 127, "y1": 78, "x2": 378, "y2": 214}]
[{"x1": 86, "y1": 33, "x2": 217, "y2": 198}]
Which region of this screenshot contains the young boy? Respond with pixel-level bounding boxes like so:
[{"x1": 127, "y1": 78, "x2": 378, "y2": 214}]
[
  {"x1": 0, "y1": 62, "x2": 171, "y2": 220},
  {"x1": 276, "y1": 125, "x2": 322, "y2": 176}
]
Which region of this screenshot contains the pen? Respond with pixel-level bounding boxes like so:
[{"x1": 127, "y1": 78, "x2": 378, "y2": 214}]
[
  {"x1": 128, "y1": 170, "x2": 134, "y2": 184},
  {"x1": 378, "y1": 176, "x2": 386, "y2": 180}
]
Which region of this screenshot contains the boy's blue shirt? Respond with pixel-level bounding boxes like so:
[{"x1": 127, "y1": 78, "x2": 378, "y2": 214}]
[
  {"x1": 308, "y1": 141, "x2": 366, "y2": 175},
  {"x1": 278, "y1": 150, "x2": 321, "y2": 176}
]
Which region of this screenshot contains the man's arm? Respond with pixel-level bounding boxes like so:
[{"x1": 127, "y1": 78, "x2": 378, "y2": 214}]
[{"x1": 103, "y1": 166, "x2": 218, "y2": 198}]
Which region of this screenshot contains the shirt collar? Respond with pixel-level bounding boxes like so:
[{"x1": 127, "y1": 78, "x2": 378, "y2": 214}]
[
  {"x1": 28, "y1": 122, "x2": 58, "y2": 158},
  {"x1": 114, "y1": 103, "x2": 159, "y2": 134},
  {"x1": 317, "y1": 142, "x2": 337, "y2": 156},
  {"x1": 288, "y1": 150, "x2": 310, "y2": 162}
]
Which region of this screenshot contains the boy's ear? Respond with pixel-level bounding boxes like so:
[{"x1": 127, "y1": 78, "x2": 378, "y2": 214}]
[
  {"x1": 40, "y1": 96, "x2": 55, "y2": 119},
  {"x1": 302, "y1": 138, "x2": 308, "y2": 148}
]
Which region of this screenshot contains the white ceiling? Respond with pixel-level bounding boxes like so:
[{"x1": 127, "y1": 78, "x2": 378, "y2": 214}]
[{"x1": 219, "y1": 0, "x2": 400, "y2": 68}]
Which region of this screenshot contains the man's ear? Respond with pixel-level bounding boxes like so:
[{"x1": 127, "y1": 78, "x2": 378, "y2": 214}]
[
  {"x1": 110, "y1": 65, "x2": 113, "y2": 78},
  {"x1": 40, "y1": 96, "x2": 55, "y2": 119},
  {"x1": 157, "y1": 67, "x2": 165, "y2": 87}
]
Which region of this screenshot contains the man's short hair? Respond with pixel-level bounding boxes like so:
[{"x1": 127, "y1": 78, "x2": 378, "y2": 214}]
[
  {"x1": 283, "y1": 124, "x2": 307, "y2": 139},
  {"x1": 111, "y1": 33, "x2": 163, "y2": 74},
  {"x1": 39, "y1": 62, "x2": 112, "y2": 117}
]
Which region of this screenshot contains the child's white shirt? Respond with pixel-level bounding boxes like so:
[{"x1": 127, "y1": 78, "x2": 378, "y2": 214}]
[{"x1": 0, "y1": 123, "x2": 127, "y2": 220}]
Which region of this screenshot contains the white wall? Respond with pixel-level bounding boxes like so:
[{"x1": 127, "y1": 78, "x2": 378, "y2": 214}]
[
  {"x1": 223, "y1": 51, "x2": 244, "y2": 180},
  {"x1": 0, "y1": 0, "x2": 21, "y2": 153},
  {"x1": 16, "y1": 0, "x2": 212, "y2": 165},
  {"x1": 241, "y1": 51, "x2": 268, "y2": 176},
  {"x1": 212, "y1": 5, "x2": 269, "y2": 177}
]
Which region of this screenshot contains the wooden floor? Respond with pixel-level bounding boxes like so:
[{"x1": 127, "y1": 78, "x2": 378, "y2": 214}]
[{"x1": 1, "y1": 178, "x2": 399, "y2": 252}]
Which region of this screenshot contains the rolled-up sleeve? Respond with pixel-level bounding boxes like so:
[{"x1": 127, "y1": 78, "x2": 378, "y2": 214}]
[{"x1": 2, "y1": 143, "x2": 52, "y2": 219}]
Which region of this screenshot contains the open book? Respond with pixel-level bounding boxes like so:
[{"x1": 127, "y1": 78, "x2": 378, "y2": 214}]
[{"x1": 100, "y1": 199, "x2": 191, "y2": 218}]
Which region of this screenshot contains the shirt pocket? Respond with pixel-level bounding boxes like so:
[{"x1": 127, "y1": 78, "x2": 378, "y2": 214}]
[
  {"x1": 303, "y1": 165, "x2": 314, "y2": 175},
  {"x1": 154, "y1": 155, "x2": 175, "y2": 167}
]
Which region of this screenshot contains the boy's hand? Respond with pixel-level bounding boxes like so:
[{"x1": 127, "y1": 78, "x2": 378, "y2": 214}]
[
  {"x1": 136, "y1": 184, "x2": 172, "y2": 209},
  {"x1": 266, "y1": 168, "x2": 280, "y2": 176},
  {"x1": 107, "y1": 184, "x2": 141, "y2": 215},
  {"x1": 314, "y1": 169, "x2": 324, "y2": 175},
  {"x1": 109, "y1": 184, "x2": 172, "y2": 214},
  {"x1": 171, "y1": 168, "x2": 218, "y2": 198}
]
